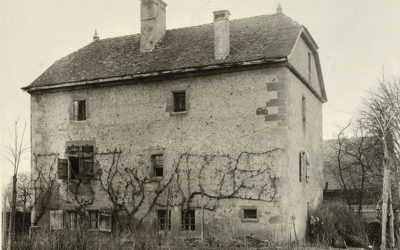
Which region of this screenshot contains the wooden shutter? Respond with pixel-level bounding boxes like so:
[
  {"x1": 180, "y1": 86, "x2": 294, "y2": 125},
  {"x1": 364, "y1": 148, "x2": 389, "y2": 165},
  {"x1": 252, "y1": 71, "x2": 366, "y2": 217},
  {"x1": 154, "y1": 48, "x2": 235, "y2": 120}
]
[
  {"x1": 57, "y1": 159, "x2": 68, "y2": 180},
  {"x1": 99, "y1": 212, "x2": 112, "y2": 232},
  {"x1": 92, "y1": 161, "x2": 100, "y2": 178},
  {"x1": 50, "y1": 210, "x2": 64, "y2": 230},
  {"x1": 165, "y1": 92, "x2": 174, "y2": 112},
  {"x1": 85, "y1": 159, "x2": 94, "y2": 177}
]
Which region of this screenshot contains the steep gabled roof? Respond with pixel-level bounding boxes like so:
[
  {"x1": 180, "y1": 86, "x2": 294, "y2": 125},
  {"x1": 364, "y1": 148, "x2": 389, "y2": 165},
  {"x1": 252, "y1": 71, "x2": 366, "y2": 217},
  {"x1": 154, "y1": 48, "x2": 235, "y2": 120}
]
[{"x1": 23, "y1": 14, "x2": 310, "y2": 91}]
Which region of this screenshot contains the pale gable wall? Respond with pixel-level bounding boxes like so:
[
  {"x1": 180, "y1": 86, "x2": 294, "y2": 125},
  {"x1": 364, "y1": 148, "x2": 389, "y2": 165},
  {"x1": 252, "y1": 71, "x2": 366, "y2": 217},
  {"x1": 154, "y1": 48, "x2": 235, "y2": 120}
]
[
  {"x1": 285, "y1": 67, "x2": 324, "y2": 239},
  {"x1": 31, "y1": 67, "x2": 294, "y2": 240},
  {"x1": 288, "y1": 35, "x2": 322, "y2": 96}
]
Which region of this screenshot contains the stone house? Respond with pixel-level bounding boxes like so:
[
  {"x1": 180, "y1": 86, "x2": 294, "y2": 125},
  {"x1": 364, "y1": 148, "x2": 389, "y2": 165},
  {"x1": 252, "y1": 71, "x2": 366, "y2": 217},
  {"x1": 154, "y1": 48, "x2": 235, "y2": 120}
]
[{"x1": 22, "y1": 0, "x2": 327, "y2": 242}]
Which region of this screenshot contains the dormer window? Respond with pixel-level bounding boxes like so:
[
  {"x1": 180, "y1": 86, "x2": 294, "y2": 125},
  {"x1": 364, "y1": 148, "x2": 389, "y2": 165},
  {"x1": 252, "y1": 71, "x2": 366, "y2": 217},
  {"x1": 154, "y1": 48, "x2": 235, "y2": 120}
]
[{"x1": 73, "y1": 100, "x2": 86, "y2": 121}]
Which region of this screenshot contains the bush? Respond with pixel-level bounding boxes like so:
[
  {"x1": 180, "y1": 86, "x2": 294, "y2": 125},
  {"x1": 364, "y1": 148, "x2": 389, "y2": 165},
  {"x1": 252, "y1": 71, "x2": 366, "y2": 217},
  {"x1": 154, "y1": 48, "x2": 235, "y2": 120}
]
[{"x1": 307, "y1": 203, "x2": 371, "y2": 248}]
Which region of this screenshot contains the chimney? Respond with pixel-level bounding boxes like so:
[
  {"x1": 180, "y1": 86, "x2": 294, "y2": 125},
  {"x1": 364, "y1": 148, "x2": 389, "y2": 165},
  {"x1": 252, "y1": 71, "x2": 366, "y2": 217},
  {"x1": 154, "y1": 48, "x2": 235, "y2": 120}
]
[
  {"x1": 276, "y1": 4, "x2": 283, "y2": 14},
  {"x1": 213, "y1": 10, "x2": 230, "y2": 60},
  {"x1": 140, "y1": 0, "x2": 167, "y2": 52},
  {"x1": 93, "y1": 30, "x2": 99, "y2": 42}
]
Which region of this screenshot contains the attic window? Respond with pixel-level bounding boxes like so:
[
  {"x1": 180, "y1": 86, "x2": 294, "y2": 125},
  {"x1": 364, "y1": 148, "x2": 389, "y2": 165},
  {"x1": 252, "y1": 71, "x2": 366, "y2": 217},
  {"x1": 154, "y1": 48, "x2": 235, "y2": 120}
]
[
  {"x1": 73, "y1": 100, "x2": 86, "y2": 121},
  {"x1": 173, "y1": 92, "x2": 186, "y2": 112}
]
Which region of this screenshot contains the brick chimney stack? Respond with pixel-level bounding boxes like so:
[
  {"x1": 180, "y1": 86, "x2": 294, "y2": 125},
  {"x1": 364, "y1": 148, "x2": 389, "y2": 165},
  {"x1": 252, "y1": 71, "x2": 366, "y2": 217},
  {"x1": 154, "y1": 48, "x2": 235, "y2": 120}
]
[
  {"x1": 140, "y1": 0, "x2": 167, "y2": 52},
  {"x1": 213, "y1": 10, "x2": 230, "y2": 60}
]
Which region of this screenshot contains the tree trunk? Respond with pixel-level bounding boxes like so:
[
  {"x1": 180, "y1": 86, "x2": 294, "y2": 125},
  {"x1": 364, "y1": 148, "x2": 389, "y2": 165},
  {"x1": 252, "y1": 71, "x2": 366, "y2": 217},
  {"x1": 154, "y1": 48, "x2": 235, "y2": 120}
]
[
  {"x1": 7, "y1": 175, "x2": 17, "y2": 250},
  {"x1": 358, "y1": 165, "x2": 366, "y2": 216},
  {"x1": 389, "y1": 188, "x2": 395, "y2": 248},
  {"x1": 381, "y1": 141, "x2": 390, "y2": 250}
]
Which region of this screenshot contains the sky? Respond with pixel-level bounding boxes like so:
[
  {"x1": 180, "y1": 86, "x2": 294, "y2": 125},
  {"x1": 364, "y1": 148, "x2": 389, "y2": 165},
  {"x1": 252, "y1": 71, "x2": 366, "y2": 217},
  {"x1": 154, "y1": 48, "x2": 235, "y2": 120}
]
[{"x1": 0, "y1": 0, "x2": 399, "y2": 186}]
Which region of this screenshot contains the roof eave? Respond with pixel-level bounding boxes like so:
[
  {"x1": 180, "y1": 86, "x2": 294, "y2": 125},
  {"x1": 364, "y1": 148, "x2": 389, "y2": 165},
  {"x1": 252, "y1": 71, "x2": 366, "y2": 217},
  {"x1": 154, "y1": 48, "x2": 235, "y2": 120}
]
[{"x1": 22, "y1": 57, "x2": 288, "y2": 93}]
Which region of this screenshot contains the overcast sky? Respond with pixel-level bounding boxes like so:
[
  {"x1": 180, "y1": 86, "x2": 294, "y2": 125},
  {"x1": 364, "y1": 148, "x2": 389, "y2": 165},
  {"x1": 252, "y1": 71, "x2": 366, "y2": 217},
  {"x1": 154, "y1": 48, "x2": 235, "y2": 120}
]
[{"x1": 1, "y1": 0, "x2": 399, "y2": 185}]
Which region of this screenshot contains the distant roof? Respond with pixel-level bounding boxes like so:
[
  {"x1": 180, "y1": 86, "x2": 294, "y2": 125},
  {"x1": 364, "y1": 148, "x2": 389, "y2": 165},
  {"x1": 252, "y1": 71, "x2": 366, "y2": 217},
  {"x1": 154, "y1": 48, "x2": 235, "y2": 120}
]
[{"x1": 23, "y1": 14, "x2": 321, "y2": 93}]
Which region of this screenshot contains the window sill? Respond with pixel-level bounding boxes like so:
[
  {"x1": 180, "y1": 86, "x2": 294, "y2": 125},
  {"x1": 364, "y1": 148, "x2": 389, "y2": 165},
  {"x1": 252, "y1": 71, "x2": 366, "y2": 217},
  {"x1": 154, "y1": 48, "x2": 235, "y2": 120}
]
[
  {"x1": 151, "y1": 176, "x2": 164, "y2": 181},
  {"x1": 170, "y1": 111, "x2": 187, "y2": 116},
  {"x1": 241, "y1": 218, "x2": 259, "y2": 223}
]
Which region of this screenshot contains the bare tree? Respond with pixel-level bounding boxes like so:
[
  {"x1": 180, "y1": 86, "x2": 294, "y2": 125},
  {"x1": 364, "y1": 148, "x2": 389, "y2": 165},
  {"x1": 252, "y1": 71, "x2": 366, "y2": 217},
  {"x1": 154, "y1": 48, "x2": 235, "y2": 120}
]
[
  {"x1": 360, "y1": 77, "x2": 400, "y2": 249},
  {"x1": 327, "y1": 122, "x2": 382, "y2": 213},
  {"x1": 4, "y1": 172, "x2": 32, "y2": 233},
  {"x1": 4, "y1": 120, "x2": 28, "y2": 250}
]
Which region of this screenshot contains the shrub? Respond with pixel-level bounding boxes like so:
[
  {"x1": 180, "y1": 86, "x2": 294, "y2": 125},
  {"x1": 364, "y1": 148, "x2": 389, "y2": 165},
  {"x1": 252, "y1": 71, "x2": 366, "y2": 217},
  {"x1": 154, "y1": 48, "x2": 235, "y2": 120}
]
[{"x1": 307, "y1": 203, "x2": 371, "y2": 248}]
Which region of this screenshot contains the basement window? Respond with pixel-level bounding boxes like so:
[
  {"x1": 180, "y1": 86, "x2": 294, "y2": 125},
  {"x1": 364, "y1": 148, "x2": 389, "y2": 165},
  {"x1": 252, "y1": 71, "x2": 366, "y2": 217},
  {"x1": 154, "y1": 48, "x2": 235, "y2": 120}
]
[
  {"x1": 181, "y1": 210, "x2": 195, "y2": 231},
  {"x1": 243, "y1": 209, "x2": 257, "y2": 219},
  {"x1": 157, "y1": 209, "x2": 171, "y2": 231},
  {"x1": 152, "y1": 154, "x2": 164, "y2": 177},
  {"x1": 173, "y1": 91, "x2": 186, "y2": 112},
  {"x1": 73, "y1": 100, "x2": 86, "y2": 121}
]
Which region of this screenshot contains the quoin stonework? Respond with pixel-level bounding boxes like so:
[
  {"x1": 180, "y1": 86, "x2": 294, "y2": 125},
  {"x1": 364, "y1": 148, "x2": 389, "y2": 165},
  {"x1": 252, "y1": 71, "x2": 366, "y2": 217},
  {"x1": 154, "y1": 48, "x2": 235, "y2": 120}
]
[{"x1": 23, "y1": 0, "x2": 327, "y2": 242}]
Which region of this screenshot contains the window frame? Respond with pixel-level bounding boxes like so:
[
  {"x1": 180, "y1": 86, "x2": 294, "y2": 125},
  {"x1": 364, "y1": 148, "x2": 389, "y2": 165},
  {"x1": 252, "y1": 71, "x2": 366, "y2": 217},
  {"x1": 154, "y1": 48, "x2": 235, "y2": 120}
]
[
  {"x1": 65, "y1": 210, "x2": 78, "y2": 229},
  {"x1": 152, "y1": 154, "x2": 164, "y2": 178},
  {"x1": 66, "y1": 144, "x2": 95, "y2": 180},
  {"x1": 73, "y1": 100, "x2": 87, "y2": 121},
  {"x1": 181, "y1": 209, "x2": 195, "y2": 231},
  {"x1": 157, "y1": 209, "x2": 171, "y2": 231},
  {"x1": 240, "y1": 207, "x2": 259, "y2": 222},
  {"x1": 173, "y1": 91, "x2": 186, "y2": 113}
]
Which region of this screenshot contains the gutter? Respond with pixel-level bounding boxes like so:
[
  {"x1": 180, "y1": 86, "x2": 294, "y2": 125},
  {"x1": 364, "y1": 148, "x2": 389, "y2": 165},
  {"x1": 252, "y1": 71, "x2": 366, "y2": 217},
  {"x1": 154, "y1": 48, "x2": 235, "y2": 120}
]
[{"x1": 22, "y1": 58, "x2": 287, "y2": 93}]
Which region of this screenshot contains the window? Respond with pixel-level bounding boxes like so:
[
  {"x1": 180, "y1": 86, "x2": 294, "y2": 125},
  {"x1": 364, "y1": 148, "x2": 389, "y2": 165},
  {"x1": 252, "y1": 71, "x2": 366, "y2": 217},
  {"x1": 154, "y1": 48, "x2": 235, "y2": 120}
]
[
  {"x1": 173, "y1": 91, "x2": 186, "y2": 112},
  {"x1": 181, "y1": 210, "x2": 195, "y2": 231},
  {"x1": 50, "y1": 210, "x2": 64, "y2": 230},
  {"x1": 157, "y1": 210, "x2": 171, "y2": 231},
  {"x1": 89, "y1": 211, "x2": 99, "y2": 229},
  {"x1": 88, "y1": 211, "x2": 112, "y2": 232},
  {"x1": 243, "y1": 209, "x2": 258, "y2": 220},
  {"x1": 73, "y1": 100, "x2": 86, "y2": 121},
  {"x1": 152, "y1": 154, "x2": 164, "y2": 177},
  {"x1": 66, "y1": 145, "x2": 95, "y2": 179},
  {"x1": 243, "y1": 208, "x2": 257, "y2": 219},
  {"x1": 302, "y1": 96, "x2": 306, "y2": 132},
  {"x1": 65, "y1": 211, "x2": 78, "y2": 229}
]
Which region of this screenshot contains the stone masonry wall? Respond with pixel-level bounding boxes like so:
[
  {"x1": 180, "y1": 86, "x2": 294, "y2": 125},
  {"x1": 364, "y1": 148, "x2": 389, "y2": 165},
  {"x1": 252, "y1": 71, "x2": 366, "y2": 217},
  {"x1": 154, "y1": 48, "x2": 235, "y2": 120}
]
[{"x1": 31, "y1": 67, "x2": 296, "y2": 241}]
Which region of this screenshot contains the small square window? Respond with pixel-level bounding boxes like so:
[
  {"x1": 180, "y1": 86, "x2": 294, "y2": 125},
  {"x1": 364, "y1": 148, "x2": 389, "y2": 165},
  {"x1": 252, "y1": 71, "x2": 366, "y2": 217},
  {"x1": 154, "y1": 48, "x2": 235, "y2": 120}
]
[
  {"x1": 152, "y1": 154, "x2": 164, "y2": 177},
  {"x1": 181, "y1": 210, "x2": 195, "y2": 231},
  {"x1": 73, "y1": 100, "x2": 86, "y2": 121},
  {"x1": 243, "y1": 209, "x2": 257, "y2": 220},
  {"x1": 173, "y1": 92, "x2": 186, "y2": 112},
  {"x1": 157, "y1": 210, "x2": 171, "y2": 231}
]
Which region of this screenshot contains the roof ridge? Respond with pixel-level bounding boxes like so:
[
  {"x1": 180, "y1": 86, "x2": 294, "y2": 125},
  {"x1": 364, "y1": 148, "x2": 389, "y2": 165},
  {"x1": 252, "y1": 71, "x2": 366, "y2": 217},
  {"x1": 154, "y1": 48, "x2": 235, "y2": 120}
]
[{"x1": 94, "y1": 13, "x2": 298, "y2": 42}]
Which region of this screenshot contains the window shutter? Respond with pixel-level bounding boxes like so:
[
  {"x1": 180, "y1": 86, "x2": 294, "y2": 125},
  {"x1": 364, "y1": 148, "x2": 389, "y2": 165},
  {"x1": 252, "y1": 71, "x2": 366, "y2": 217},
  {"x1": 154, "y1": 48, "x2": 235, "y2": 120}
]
[
  {"x1": 57, "y1": 159, "x2": 68, "y2": 180},
  {"x1": 299, "y1": 152, "x2": 303, "y2": 182},
  {"x1": 149, "y1": 156, "x2": 155, "y2": 177},
  {"x1": 185, "y1": 91, "x2": 190, "y2": 111},
  {"x1": 165, "y1": 93, "x2": 173, "y2": 112},
  {"x1": 93, "y1": 161, "x2": 100, "y2": 178},
  {"x1": 99, "y1": 212, "x2": 112, "y2": 232},
  {"x1": 85, "y1": 159, "x2": 94, "y2": 177},
  {"x1": 50, "y1": 210, "x2": 64, "y2": 230},
  {"x1": 305, "y1": 152, "x2": 309, "y2": 183}
]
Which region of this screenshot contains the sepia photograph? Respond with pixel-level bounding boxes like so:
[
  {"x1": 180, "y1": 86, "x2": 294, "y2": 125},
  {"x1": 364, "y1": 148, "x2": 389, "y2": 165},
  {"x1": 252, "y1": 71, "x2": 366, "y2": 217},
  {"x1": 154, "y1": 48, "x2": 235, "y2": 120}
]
[{"x1": 0, "y1": 0, "x2": 399, "y2": 249}]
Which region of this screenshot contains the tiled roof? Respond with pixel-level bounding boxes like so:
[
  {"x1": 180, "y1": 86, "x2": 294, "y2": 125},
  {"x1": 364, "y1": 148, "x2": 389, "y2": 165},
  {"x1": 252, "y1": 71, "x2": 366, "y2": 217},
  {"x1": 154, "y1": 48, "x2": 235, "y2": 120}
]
[{"x1": 25, "y1": 14, "x2": 303, "y2": 89}]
